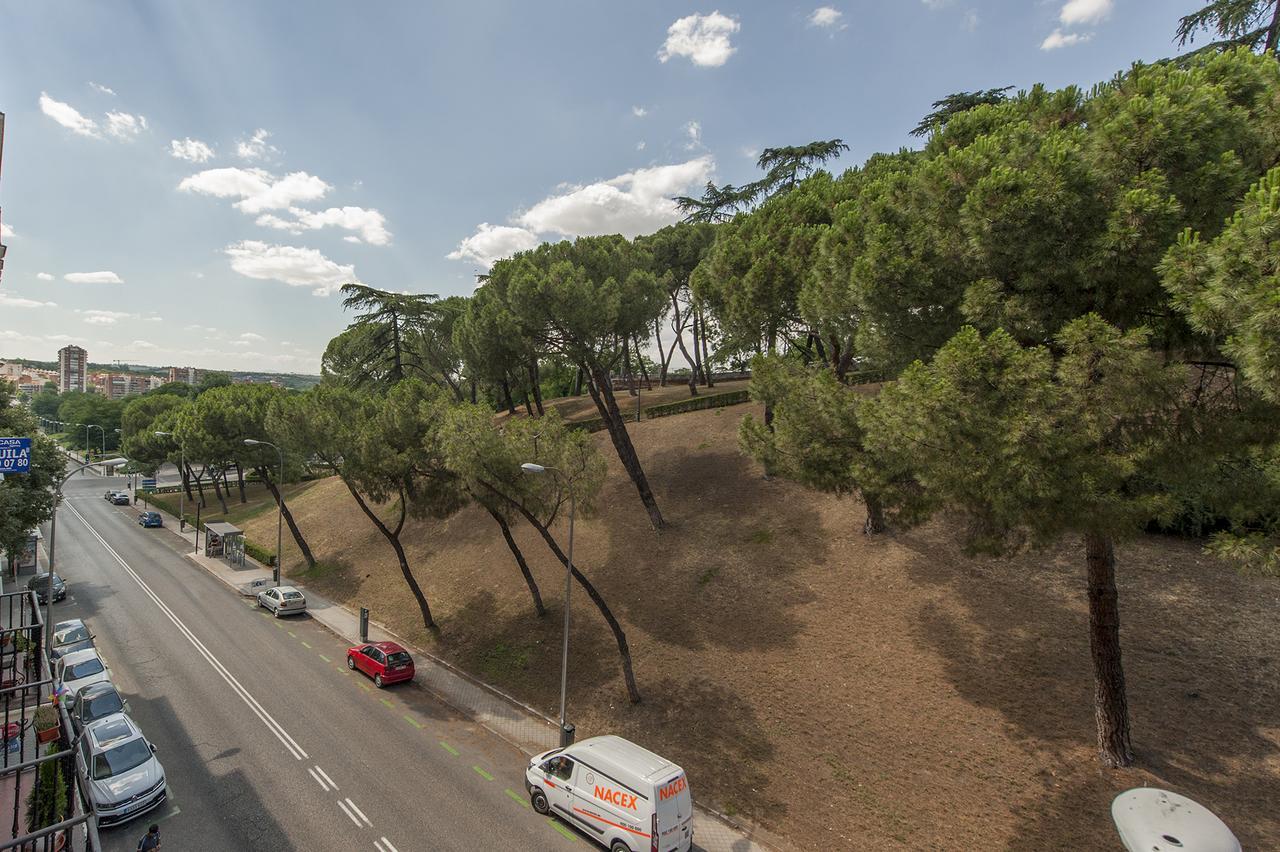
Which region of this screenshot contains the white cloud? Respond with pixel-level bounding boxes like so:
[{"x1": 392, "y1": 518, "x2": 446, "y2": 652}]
[
  {"x1": 683, "y1": 120, "x2": 703, "y2": 151},
  {"x1": 343, "y1": 235, "x2": 362, "y2": 243},
  {"x1": 105, "y1": 111, "x2": 147, "y2": 140},
  {"x1": 170, "y1": 138, "x2": 214, "y2": 163},
  {"x1": 1060, "y1": 0, "x2": 1112, "y2": 26},
  {"x1": 239, "y1": 332, "x2": 265, "y2": 341},
  {"x1": 224, "y1": 241, "x2": 356, "y2": 296},
  {"x1": 64, "y1": 271, "x2": 124, "y2": 284},
  {"x1": 515, "y1": 156, "x2": 714, "y2": 238},
  {"x1": 178, "y1": 167, "x2": 331, "y2": 214},
  {"x1": 0, "y1": 223, "x2": 13, "y2": 239},
  {"x1": 632, "y1": 106, "x2": 648, "y2": 117},
  {"x1": 446, "y1": 223, "x2": 541, "y2": 268},
  {"x1": 921, "y1": 0, "x2": 954, "y2": 7},
  {"x1": 39, "y1": 93, "x2": 100, "y2": 138},
  {"x1": 808, "y1": 7, "x2": 845, "y2": 28},
  {"x1": 963, "y1": 9, "x2": 979, "y2": 31},
  {"x1": 236, "y1": 128, "x2": 278, "y2": 161},
  {"x1": 80, "y1": 309, "x2": 131, "y2": 325},
  {"x1": 637, "y1": 141, "x2": 647, "y2": 151},
  {"x1": 0, "y1": 293, "x2": 57, "y2": 309},
  {"x1": 89, "y1": 82, "x2": 116, "y2": 96},
  {"x1": 37, "y1": 272, "x2": 54, "y2": 281},
  {"x1": 255, "y1": 205, "x2": 391, "y2": 245},
  {"x1": 130, "y1": 340, "x2": 158, "y2": 350},
  {"x1": 1041, "y1": 28, "x2": 1091, "y2": 49},
  {"x1": 658, "y1": 12, "x2": 740, "y2": 67}
]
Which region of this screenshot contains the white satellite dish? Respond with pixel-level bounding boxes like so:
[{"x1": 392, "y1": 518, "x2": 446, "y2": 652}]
[{"x1": 1112, "y1": 788, "x2": 1240, "y2": 852}]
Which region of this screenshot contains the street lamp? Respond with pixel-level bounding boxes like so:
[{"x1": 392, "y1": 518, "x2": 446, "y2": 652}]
[
  {"x1": 46, "y1": 456, "x2": 128, "y2": 660},
  {"x1": 521, "y1": 461, "x2": 576, "y2": 747},
  {"x1": 154, "y1": 431, "x2": 185, "y2": 531},
  {"x1": 244, "y1": 439, "x2": 283, "y2": 586}
]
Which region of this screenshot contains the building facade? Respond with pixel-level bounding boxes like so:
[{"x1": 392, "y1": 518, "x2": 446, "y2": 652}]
[
  {"x1": 58, "y1": 345, "x2": 87, "y2": 393},
  {"x1": 167, "y1": 366, "x2": 205, "y2": 385}
]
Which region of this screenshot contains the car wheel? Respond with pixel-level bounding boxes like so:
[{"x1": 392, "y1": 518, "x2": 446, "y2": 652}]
[
  {"x1": 346, "y1": 656, "x2": 356, "y2": 670},
  {"x1": 610, "y1": 842, "x2": 632, "y2": 852},
  {"x1": 273, "y1": 606, "x2": 282, "y2": 618},
  {"x1": 373, "y1": 674, "x2": 384, "y2": 688},
  {"x1": 531, "y1": 789, "x2": 550, "y2": 815}
]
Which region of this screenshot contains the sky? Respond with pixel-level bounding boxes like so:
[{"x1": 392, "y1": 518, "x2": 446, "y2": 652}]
[{"x1": 0, "y1": 1, "x2": 1196, "y2": 374}]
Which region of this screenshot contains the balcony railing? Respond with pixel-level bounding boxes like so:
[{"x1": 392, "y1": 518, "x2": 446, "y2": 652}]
[{"x1": 0, "y1": 590, "x2": 99, "y2": 851}]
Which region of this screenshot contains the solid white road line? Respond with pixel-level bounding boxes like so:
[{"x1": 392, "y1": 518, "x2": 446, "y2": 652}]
[
  {"x1": 308, "y1": 767, "x2": 331, "y2": 792},
  {"x1": 314, "y1": 765, "x2": 338, "y2": 790},
  {"x1": 346, "y1": 797, "x2": 373, "y2": 827},
  {"x1": 64, "y1": 500, "x2": 309, "y2": 761},
  {"x1": 373, "y1": 840, "x2": 388, "y2": 852},
  {"x1": 380, "y1": 837, "x2": 400, "y2": 852},
  {"x1": 336, "y1": 798, "x2": 363, "y2": 828}
]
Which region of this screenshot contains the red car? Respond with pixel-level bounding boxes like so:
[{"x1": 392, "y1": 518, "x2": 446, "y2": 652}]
[{"x1": 346, "y1": 641, "x2": 415, "y2": 688}]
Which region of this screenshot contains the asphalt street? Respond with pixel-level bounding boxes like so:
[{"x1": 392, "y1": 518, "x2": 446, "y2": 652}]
[{"x1": 42, "y1": 471, "x2": 584, "y2": 852}]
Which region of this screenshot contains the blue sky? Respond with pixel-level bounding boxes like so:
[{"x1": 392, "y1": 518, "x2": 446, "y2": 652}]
[{"x1": 0, "y1": 1, "x2": 1193, "y2": 373}]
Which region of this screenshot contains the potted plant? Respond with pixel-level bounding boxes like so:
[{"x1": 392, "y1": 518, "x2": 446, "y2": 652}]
[
  {"x1": 33, "y1": 705, "x2": 60, "y2": 745},
  {"x1": 24, "y1": 745, "x2": 67, "y2": 838}
]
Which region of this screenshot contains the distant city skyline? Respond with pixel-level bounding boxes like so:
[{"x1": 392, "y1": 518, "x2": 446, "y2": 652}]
[{"x1": 1, "y1": 1, "x2": 1190, "y2": 372}]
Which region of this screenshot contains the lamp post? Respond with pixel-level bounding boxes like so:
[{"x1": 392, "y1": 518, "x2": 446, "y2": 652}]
[
  {"x1": 154, "y1": 431, "x2": 184, "y2": 531},
  {"x1": 244, "y1": 439, "x2": 283, "y2": 586},
  {"x1": 521, "y1": 461, "x2": 576, "y2": 747},
  {"x1": 46, "y1": 457, "x2": 128, "y2": 658}
]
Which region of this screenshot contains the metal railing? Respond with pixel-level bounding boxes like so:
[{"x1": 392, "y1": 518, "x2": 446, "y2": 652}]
[{"x1": 0, "y1": 590, "x2": 99, "y2": 851}]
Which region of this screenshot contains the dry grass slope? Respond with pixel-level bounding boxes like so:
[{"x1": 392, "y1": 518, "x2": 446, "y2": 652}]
[{"x1": 237, "y1": 404, "x2": 1280, "y2": 851}]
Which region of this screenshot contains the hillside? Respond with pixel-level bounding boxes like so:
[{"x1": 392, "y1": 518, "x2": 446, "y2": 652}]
[{"x1": 238, "y1": 404, "x2": 1280, "y2": 850}]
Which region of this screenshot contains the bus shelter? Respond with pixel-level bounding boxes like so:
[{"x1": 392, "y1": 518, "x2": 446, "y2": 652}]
[{"x1": 203, "y1": 522, "x2": 246, "y2": 566}]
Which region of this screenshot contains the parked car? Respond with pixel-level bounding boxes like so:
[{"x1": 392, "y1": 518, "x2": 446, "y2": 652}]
[
  {"x1": 71, "y1": 682, "x2": 129, "y2": 733},
  {"x1": 103, "y1": 490, "x2": 115, "y2": 501},
  {"x1": 138, "y1": 511, "x2": 163, "y2": 528},
  {"x1": 525, "y1": 735, "x2": 694, "y2": 852},
  {"x1": 55, "y1": 649, "x2": 111, "y2": 707},
  {"x1": 111, "y1": 491, "x2": 131, "y2": 505},
  {"x1": 256, "y1": 586, "x2": 306, "y2": 618},
  {"x1": 27, "y1": 572, "x2": 66, "y2": 604},
  {"x1": 346, "y1": 641, "x2": 415, "y2": 688},
  {"x1": 76, "y1": 713, "x2": 166, "y2": 826},
  {"x1": 51, "y1": 618, "x2": 95, "y2": 660}
]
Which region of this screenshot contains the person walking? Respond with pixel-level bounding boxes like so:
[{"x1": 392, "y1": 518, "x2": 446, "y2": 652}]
[{"x1": 137, "y1": 824, "x2": 161, "y2": 850}]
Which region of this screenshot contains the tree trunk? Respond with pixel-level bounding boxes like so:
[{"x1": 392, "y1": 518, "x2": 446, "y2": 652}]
[
  {"x1": 236, "y1": 462, "x2": 247, "y2": 504},
  {"x1": 698, "y1": 307, "x2": 715, "y2": 387},
  {"x1": 470, "y1": 378, "x2": 478, "y2": 405},
  {"x1": 573, "y1": 367, "x2": 584, "y2": 397},
  {"x1": 1266, "y1": 1, "x2": 1280, "y2": 53},
  {"x1": 585, "y1": 365, "x2": 666, "y2": 529},
  {"x1": 633, "y1": 336, "x2": 651, "y2": 389},
  {"x1": 488, "y1": 482, "x2": 641, "y2": 703},
  {"x1": 691, "y1": 311, "x2": 706, "y2": 388},
  {"x1": 501, "y1": 379, "x2": 517, "y2": 416},
  {"x1": 483, "y1": 504, "x2": 545, "y2": 617},
  {"x1": 1084, "y1": 532, "x2": 1133, "y2": 767},
  {"x1": 672, "y1": 307, "x2": 699, "y2": 397},
  {"x1": 345, "y1": 481, "x2": 435, "y2": 630},
  {"x1": 262, "y1": 469, "x2": 316, "y2": 569},
  {"x1": 181, "y1": 463, "x2": 194, "y2": 504},
  {"x1": 211, "y1": 469, "x2": 229, "y2": 514},
  {"x1": 862, "y1": 490, "x2": 886, "y2": 535},
  {"x1": 622, "y1": 335, "x2": 637, "y2": 396},
  {"x1": 654, "y1": 319, "x2": 667, "y2": 387},
  {"x1": 528, "y1": 359, "x2": 545, "y2": 416}
]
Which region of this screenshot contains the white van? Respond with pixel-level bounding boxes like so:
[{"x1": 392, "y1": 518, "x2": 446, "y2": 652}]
[{"x1": 525, "y1": 735, "x2": 694, "y2": 852}]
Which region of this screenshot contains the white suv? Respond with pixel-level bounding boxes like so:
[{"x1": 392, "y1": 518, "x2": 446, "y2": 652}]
[{"x1": 76, "y1": 714, "x2": 167, "y2": 826}]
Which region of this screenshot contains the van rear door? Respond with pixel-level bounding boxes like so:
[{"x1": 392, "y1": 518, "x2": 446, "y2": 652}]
[{"x1": 654, "y1": 772, "x2": 692, "y2": 851}]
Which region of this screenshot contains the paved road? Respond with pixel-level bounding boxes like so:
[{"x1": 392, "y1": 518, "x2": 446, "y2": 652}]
[{"x1": 44, "y1": 473, "x2": 583, "y2": 852}]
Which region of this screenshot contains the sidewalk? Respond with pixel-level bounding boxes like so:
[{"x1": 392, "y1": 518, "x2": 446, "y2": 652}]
[{"x1": 152, "y1": 504, "x2": 784, "y2": 852}]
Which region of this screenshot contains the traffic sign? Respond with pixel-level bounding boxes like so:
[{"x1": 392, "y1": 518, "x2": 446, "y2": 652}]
[
  {"x1": 142, "y1": 477, "x2": 157, "y2": 493},
  {"x1": 0, "y1": 438, "x2": 31, "y2": 474}
]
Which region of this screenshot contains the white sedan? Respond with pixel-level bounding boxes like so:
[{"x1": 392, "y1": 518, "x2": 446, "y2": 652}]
[
  {"x1": 56, "y1": 648, "x2": 112, "y2": 707},
  {"x1": 257, "y1": 585, "x2": 307, "y2": 617}
]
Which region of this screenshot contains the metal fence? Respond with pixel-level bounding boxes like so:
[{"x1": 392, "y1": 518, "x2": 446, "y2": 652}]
[{"x1": 0, "y1": 590, "x2": 99, "y2": 851}]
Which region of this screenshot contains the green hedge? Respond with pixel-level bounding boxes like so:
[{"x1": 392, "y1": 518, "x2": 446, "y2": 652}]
[
  {"x1": 244, "y1": 540, "x2": 277, "y2": 567},
  {"x1": 643, "y1": 389, "x2": 750, "y2": 419}
]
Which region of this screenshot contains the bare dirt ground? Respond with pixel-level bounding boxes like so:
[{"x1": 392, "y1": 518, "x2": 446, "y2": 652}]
[
  {"x1": 500, "y1": 378, "x2": 752, "y2": 423},
  {"x1": 240, "y1": 404, "x2": 1280, "y2": 851}
]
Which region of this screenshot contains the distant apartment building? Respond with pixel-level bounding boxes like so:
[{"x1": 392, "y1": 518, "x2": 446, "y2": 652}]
[
  {"x1": 102, "y1": 373, "x2": 153, "y2": 400},
  {"x1": 58, "y1": 345, "x2": 87, "y2": 393},
  {"x1": 167, "y1": 366, "x2": 205, "y2": 385}
]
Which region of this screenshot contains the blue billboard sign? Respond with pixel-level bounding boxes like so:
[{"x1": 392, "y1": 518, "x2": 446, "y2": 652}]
[{"x1": 0, "y1": 437, "x2": 32, "y2": 474}]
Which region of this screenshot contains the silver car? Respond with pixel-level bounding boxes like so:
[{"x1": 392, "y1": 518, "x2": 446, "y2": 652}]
[
  {"x1": 257, "y1": 585, "x2": 306, "y2": 617},
  {"x1": 76, "y1": 713, "x2": 166, "y2": 826},
  {"x1": 55, "y1": 649, "x2": 111, "y2": 707}
]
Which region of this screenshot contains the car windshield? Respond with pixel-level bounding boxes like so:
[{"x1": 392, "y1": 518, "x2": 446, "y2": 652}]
[
  {"x1": 386, "y1": 652, "x2": 411, "y2": 666},
  {"x1": 92, "y1": 738, "x2": 151, "y2": 780},
  {"x1": 82, "y1": 690, "x2": 124, "y2": 722},
  {"x1": 65, "y1": 658, "x2": 104, "y2": 679},
  {"x1": 54, "y1": 626, "x2": 90, "y2": 645}
]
